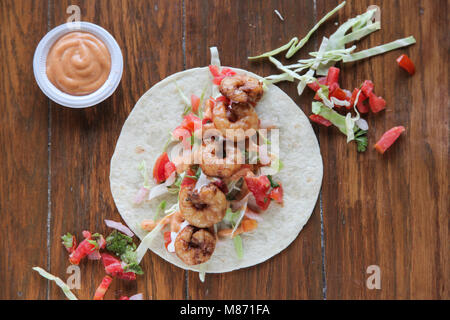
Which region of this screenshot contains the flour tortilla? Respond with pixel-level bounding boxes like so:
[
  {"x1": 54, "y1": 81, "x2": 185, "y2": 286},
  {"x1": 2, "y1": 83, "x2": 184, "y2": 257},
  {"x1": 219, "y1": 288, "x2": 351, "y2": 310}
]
[{"x1": 110, "y1": 67, "x2": 322, "y2": 273}]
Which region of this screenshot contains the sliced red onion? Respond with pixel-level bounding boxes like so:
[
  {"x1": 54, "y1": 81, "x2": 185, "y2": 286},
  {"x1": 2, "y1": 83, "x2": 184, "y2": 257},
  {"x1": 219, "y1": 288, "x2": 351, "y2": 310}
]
[
  {"x1": 247, "y1": 194, "x2": 261, "y2": 213},
  {"x1": 87, "y1": 250, "x2": 101, "y2": 260},
  {"x1": 133, "y1": 187, "x2": 149, "y2": 204},
  {"x1": 148, "y1": 183, "x2": 168, "y2": 201},
  {"x1": 356, "y1": 118, "x2": 369, "y2": 131},
  {"x1": 129, "y1": 293, "x2": 143, "y2": 300},
  {"x1": 104, "y1": 219, "x2": 134, "y2": 237},
  {"x1": 231, "y1": 194, "x2": 250, "y2": 212},
  {"x1": 343, "y1": 89, "x2": 352, "y2": 99},
  {"x1": 259, "y1": 145, "x2": 271, "y2": 165},
  {"x1": 164, "y1": 172, "x2": 176, "y2": 187},
  {"x1": 244, "y1": 210, "x2": 263, "y2": 222},
  {"x1": 194, "y1": 171, "x2": 211, "y2": 192}
]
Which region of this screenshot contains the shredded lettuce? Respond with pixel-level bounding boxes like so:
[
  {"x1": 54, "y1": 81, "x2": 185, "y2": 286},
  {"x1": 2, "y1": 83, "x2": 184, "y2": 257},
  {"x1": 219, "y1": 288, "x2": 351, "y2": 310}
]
[
  {"x1": 154, "y1": 200, "x2": 166, "y2": 220},
  {"x1": 32, "y1": 267, "x2": 78, "y2": 300},
  {"x1": 248, "y1": 2, "x2": 346, "y2": 60},
  {"x1": 210, "y1": 46, "x2": 221, "y2": 67},
  {"x1": 138, "y1": 160, "x2": 149, "y2": 188},
  {"x1": 343, "y1": 36, "x2": 416, "y2": 63},
  {"x1": 233, "y1": 235, "x2": 244, "y2": 259},
  {"x1": 175, "y1": 82, "x2": 191, "y2": 115}
]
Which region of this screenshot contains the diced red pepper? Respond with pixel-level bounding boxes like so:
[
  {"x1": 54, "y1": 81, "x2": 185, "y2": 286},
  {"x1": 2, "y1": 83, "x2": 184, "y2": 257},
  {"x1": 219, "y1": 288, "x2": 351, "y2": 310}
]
[
  {"x1": 153, "y1": 152, "x2": 170, "y2": 184},
  {"x1": 93, "y1": 276, "x2": 113, "y2": 300},
  {"x1": 396, "y1": 54, "x2": 415, "y2": 75},
  {"x1": 244, "y1": 175, "x2": 271, "y2": 211},
  {"x1": 318, "y1": 77, "x2": 327, "y2": 85},
  {"x1": 172, "y1": 126, "x2": 192, "y2": 150},
  {"x1": 215, "y1": 95, "x2": 230, "y2": 105},
  {"x1": 374, "y1": 126, "x2": 406, "y2": 154},
  {"x1": 164, "y1": 161, "x2": 176, "y2": 180},
  {"x1": 212, "y1": 75, "x2": 225, "y2": 85},
  {"x1": 101, "y1": 253, "x2": 136, "y2": 281},
  {"x1": 119, "y1": 296, "x2": 130, "y2": 300},
  {"x1": 326, "y1": 67, "x2": 340, "y2": 86},
  {"x1": 191, "y1": 94, "x2": 200, "y2": 114},
  {"x1": 328, "y1": 82, "x2": 340, "y2": 95},
  {"x1": 368, "y1": 92, "x2": 386, "y2": 113},
  {"x1": 309, "y1": 115, "x2": 332, "y2": 127},
  {"x1": 330, "y1": 87, "x2": 349, "y2": 101},
  {"x1": 164, "y1": 231, "x2": 172, "y2": 249},
  {"x1": 181, "y1": 114, "x2": 202, "y2": 133},
  {"x1": 69, "y1": 231, "x2": 97, "y2": 265},
  {"x1": 208, "y1": 65, "x2": 221, "y2": 77},
  {"x1": 307, "y1": 81, "x2": 320, "y2": 92},
  {"x1": 221, "y1": 68, "x2": 236, "y2": 77},
  {"x1": 350, "y1": 88, "x2": 369, "y2": 112},
  {"x1": 180, "y1": 169, "x2": 197, "y2": 187},
  {"x1": 269, "y1": 183, "x2": 283, "y2": 205},
  {"x1": 360, "y1": 80, "x2": 374, "y2": 97}
]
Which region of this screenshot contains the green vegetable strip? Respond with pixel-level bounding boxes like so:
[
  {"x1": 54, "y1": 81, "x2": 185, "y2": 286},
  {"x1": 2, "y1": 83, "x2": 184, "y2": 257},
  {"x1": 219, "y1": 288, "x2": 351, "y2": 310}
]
[
  {"x1": 248, "y1": 37, "x2": 299, "y2": 60},
  {"x1": 342, "y1": 22, "x2": 380, "y2": 44},
  {"x1": 343, "y1": 36, "x2": 416, "y2": 62},
  {"x1": 32, "y1": 267, "x2": 78, "y2": 300},
  {"x1": 233, "y1": 235, "x2": 244, "y2": 259},
  {"x1": 249, "y1": 1, "x2": 346, "y2": 60},
  {"x1": 285, "y1": 1, "x2": 347, "y2": 58}
]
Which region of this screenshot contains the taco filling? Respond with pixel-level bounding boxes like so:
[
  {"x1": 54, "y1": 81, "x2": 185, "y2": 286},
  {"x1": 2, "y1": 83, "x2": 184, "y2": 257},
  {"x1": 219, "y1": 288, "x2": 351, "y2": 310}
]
[{"x1": 136, "y1": 56, "x2": 284, "y2": 266}]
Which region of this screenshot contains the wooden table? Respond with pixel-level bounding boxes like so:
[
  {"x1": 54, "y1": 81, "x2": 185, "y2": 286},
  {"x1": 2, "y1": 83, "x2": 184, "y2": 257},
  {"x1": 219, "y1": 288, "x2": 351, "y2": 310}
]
[{"x1": 0, "y1": 0, "x2": 447, "y2": 300}]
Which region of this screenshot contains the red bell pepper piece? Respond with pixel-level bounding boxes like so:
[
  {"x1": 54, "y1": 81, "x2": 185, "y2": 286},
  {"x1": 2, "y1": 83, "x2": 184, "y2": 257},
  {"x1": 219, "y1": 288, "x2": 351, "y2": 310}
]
[
  {"x1": 330, "y1": 87, "x2": 349, "y2": 101},
  {"x1": 208, "y1": 65, "x2": 221, "y2": 77},
  {"x1": 350, "y1": 89, "x2": 369, "y2": 113},
  {"x1": 172, "y1": 126, "x2": 192, "y2": 150},
  {"x1": 153, "y1": 152, "x2": 170, "y2": 184},
  {"x1": 181, "y1": 114, "x2": 202, "y2": 133},
  {"x1": 309, "y1": 115, "x2": 332, "y2": 127},
  {"x1": 119, "y1": 296, "x2": 130, "y2": 300},
  {"x1": 164, "y1": 161, "x2": 176, "y2": 180},
  {"x1": 307, "y1": 81, "x2": 320, "y2": 92},
  {"x1": 164, "y1": 231, "x2": 172, "y2": 249},
  {"x1": 396, "y1": 54, "x2": 415, "y2": 75},
  {"x1": 326, "y1": 67, "x2": 340, "y2": 86},
  {"x1": 269, "y1": 183, "x2": 283, "y2": 205},
  {"x1": 191, "y1": 94, "x2": 200, "y2": 114},
  {"x1": 93, "y1": 276, "x2": 113, "y2": 300},
  {"x1": 215, "y1": 95, "x2": 230, "y2": 105},
  {"x1": 374, "y1": 126, "x2": 406, "y2": 154},
  {"x1": 368, "y1": 92, "x2": 386, "y2": 113},
  {"x1": 244, "y1": 175, "x2": 271, "y2": 211},
  {"x1": 101, "y1": 253, "x2": 137, "y2": 281},
  {"x1": 180, "y1": 169, "x2": 197, "y2": 187},
  {"x1": 221, "y1": 68, "x2": 236, "y2": 77},
  {"x1": 360, "y1": 80, "x2": 374, "y2": 97},
  {"x1": 69, "y1": 231, "x2": 97, "y2": 265}
]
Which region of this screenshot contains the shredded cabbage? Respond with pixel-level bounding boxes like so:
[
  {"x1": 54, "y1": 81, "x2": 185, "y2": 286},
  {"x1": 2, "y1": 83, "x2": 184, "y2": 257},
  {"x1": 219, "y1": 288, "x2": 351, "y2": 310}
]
[
  {"x1": 233, "y1": 235, "x2": 244, "y2": 259},
  {"x1": 32, "y1": 267, "x2": 78, "y2": 300},
  {"x1": 343, "y1": 36, "x2": 416, "y2": 63},
  {"x1": 249, "y1": 2, "x2": 346, "y2": 60}
]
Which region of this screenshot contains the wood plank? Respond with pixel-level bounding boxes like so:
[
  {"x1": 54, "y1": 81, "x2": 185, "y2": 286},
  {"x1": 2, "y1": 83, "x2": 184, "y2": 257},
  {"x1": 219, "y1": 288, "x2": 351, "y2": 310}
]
[
  {"x1": 48, "y1": 0, "x2": 186, "y2": 300},
  {"x1": 318, "y1": 0, "x2": 449, "y2": 299},
  {"x1": 185, "y1": 0, "x2": 324, "y2": 299},
  {"x1": 0, "y1": 0, "x2": 49, "y2": 299}
]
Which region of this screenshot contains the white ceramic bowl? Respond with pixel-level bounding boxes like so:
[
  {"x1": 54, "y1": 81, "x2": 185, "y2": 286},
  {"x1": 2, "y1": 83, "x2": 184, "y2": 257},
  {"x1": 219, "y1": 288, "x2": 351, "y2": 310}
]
[{"x1": 33, "y1": 22, "x2": 123, "y2": 108}]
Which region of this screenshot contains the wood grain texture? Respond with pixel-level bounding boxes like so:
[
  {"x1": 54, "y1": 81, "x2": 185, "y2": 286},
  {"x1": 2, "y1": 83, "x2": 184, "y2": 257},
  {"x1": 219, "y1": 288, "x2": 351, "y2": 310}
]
[
  {"x1": 0, "y1": 0, "x2": 49, "y2": 300},
  {"x1": 184, "y1": 0, "x2": 324, "y2": 299},
  {"x1": 0, "y1": 0, "x2": 447, "y2": 300},
  {"x1": 316, "y1": 0, "x2": 449, "y2": 299},
  {"x1": 48, "y1": 0, "x2": 185, "y2": 300}
]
